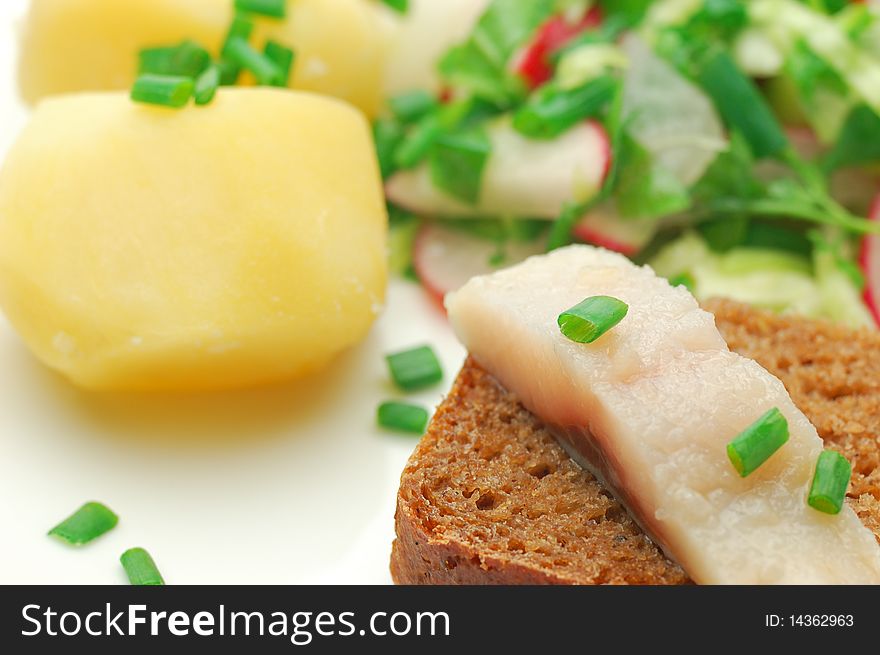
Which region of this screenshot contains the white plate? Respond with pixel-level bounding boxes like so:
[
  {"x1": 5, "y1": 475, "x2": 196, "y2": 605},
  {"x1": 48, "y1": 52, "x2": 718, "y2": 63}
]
[{"x1": 0, "y1": 0, "x2": 465, "y2": 585}]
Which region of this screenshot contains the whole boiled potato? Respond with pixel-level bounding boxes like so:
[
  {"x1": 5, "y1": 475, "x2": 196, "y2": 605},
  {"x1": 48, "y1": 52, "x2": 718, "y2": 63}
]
[
  {"x1": 0, "y1": 89, "x2": 387, "y2": 391},
  {"x1": 19, "y1": 0, "x2": 392, "y2": 116}
]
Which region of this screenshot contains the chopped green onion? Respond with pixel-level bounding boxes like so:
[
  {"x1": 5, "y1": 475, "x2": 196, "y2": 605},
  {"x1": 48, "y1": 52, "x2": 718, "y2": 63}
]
[
  {"x1": 394, "y1": 114, "x2": 444, "y2": 169},
  {"x1": 389, "y1": 90, "x2": 438, "y2": 124},
  {"x1": 696, "y1": 51, "x2": 788, "y2": 159},
  {"x1": 222, "y1": 13, "x2": 255, "y2": 58},
  {"x1": 807, "y1": 450, "x2": 851, "y2": 515},
  {"x1": 513, "y1": 76, "x2": 617, "y2": 140},
  {"x1": 726, "y1": 408, "x2": 789, "y2": 478},
  {"x1": 131, "y1": 74, "x2": 193, "y2": 108},
  {"x1": 429, "y1": 128, "x2": 490, "y2": 204},
  {"x1": 557, "y1": 296, "x2": 628, "y2": 344},
  {"x1": 264, "y1": 41, "x2": 295, "y2": 87},
  {"x1": 217, "y1": 58, "x2": 241, "y2": 86},
  {"x1": 225, "y1": 36, "x2": 283, "y2": 86},
  {"x1": 234, "y1": 0, "x2": 287, "y2": 19},
  {"x1": 668, "y1": 271, "x2": 696, "y2": 291},
  {"x1": 194, "y1": 65, "x2": 220, "y2": 106},
  {"x1": 386, "y1": 345, "x2": 443, "y2": 391},
  {"x1": 378, "y1": 401, "x2": 429, "y2": 434},
  {"x1": 373, "y1": 119, "x2": 406, "y2": 179},
  {"x1": 138, "y1": 40, "x2": 211, "y2": 78},
  {"x1": 48, "y1": 502, "x2": 118, "y2": 545},
  {"x1": 120, "y1": 548, "x2": 165, "y2": 586},
  {"x1": 381, "y1": 0, "x2": 409, "y2": 14}
]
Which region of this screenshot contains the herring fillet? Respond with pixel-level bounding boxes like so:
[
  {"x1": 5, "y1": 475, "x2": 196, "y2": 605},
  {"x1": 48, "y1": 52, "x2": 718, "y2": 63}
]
[{"x1": 445, "y1": 245, "x2": 880, "y2": 584}]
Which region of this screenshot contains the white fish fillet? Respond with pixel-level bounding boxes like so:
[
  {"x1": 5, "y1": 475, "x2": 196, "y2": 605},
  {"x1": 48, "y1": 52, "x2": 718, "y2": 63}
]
[{"x1": 446, "y1": 245, "x2": 880, "y2": 584}]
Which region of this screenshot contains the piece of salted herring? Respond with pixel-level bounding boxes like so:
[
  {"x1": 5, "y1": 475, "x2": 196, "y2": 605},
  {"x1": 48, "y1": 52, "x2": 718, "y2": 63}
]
[{"x1": 446, "y1": 245, "x2": 880, "y2": 584}]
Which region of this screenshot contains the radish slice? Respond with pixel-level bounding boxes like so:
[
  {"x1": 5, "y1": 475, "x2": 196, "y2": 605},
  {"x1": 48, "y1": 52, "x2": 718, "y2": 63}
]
[
  {"x1": 413, "y1": 223, "x2": 546, "y2": 307},
  {"x1": 387, "y1": 119, "x2": 611, "y2": 219},
  {"x1": 572, "y1": 203, "x2": 660, "y2": 257},
  {"x1": 514, "y1": 7, "x2": 602, "y2": 89},
  {"x1": 860, "y1": 194, "x2": 880, "y2": 326}
]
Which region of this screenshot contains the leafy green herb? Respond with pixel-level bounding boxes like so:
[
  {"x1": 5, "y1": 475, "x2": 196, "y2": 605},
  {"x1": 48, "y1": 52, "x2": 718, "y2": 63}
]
[
  {"x1": 668, "y1": 271, "x2": 696, "y2": 291},
  {"x1": 381, "y1": 0, "x2": 409, "y2": 14},
  {"x1": 513, "y1": 75, "x2": 617, "y2": 139},
  {"x1": 388, "y1": 208, "x2": 421, "y2": 277},
  {"x1": 430, "y1": 128, "x2": 491, "y2": 203},
  {"x1": 389, "y1": 91, "x2": 439, "y2": 125},
  {"x1": 438, "y1": 0, "x2": 555, "y2": 106},
  {"x1": 696, "y1": 50, "x2": 789, "y2": 159},
  {"x1": 822, "y1": 104, "x2": 880, "y2": 172},
  {"x1": 613, "y1": 131, "x2": 690, "y2": 220},
  {"x1": 374, "y1": 119, "x2": 406, "y2": 179},
  {"x1": 394, "y1": 113, "x2": 445, "y2": 169},
  {"x1": 698, "y1": 216, "x2": 750, "y2": 253}
]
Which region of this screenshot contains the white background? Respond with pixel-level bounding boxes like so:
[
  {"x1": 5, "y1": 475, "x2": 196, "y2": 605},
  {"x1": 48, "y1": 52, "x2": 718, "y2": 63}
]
[{"x1": 0, "y1": 0, "x2": 465, "y2": 584}]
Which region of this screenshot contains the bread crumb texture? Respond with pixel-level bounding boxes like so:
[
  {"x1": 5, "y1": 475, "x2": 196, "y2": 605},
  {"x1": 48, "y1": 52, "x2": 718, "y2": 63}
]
[{"x1": 391, "y1": 299, "x2": 880, "y2": 585}]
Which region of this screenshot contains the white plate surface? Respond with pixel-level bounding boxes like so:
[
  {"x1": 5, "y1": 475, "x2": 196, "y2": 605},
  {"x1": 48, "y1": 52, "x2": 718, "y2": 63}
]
[{"x1": 0, "y1": 0, "x2": 466, "y2": 585}]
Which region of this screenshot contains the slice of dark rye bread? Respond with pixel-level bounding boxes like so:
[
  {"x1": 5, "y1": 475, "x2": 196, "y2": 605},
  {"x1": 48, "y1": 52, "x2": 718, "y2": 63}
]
[{"x1": 391, "y1": 299, "x2": 880, "y2": 585}]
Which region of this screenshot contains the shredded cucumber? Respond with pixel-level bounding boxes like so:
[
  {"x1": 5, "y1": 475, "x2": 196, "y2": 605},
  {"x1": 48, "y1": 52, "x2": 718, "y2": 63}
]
[{"x1": 650, "y1": 232, "x2": 874, "y2": 328}]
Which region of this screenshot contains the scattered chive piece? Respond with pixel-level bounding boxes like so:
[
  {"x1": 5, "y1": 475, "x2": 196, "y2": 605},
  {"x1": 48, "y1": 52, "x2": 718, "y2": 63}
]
[
  {"x1": 389, "y1": 90, "x2": 438, "y2": 124},
  {"x1": 48, "y1": 502, "x2": 118, "y2": 545},
  {"x1": 222, "y1": 13, "x2": 255, "y2": 58},
  {"x1": 225, "y1": 36, "x2": 283, "y2": 86},
  {"x1": 668, "y1": 271, "x2": 696, "y2": 292},
  {"x1": 378, "y1": 401, "x2": 429, "y2": 434},
  {"x1": 138, "y1": 40, "x2": 211, "y2": 78},
  {"x1": 381, "y1": 0, "x2": 409, "y2": 13},
  {"x1": 131, "y1": 74, "x2": 194, "y2": 108},
  {"x1": 386, "y1": 345, "x2": 443, "y2": 391},
  {"x1": 264, "y1": 40, "x2": 295, "y2": 87},
  {"x1": 217, "y1": 58, "x2": 241, "y2": 86},
  {"x1": 194, "y1": 64, "x2": 221, "y2": 105},
  {"x1": 726, "y1": 408, "x2": 789, "y2": 478},
  {"x1": 235, "y1": 0, "x2": 287, "y2": 19},
  {"x1": 120, "y1": 548, "x2": 165, "y2": 586},
  {"x1": 394, "y1": 114, "x2": 444, "y2": 169},
  {"x1": 808, "y1": 450, "x2": 851, "y2": 515},
  {"x1": 557, "y1": 296, "x2": 628, "y2": 344}
]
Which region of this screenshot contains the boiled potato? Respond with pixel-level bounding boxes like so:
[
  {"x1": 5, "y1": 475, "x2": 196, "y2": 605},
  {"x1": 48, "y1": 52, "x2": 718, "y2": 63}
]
[
  {"x1": 19, "y1": 0, "x2": 393, "y2": 116},
  {"x1": 0, "y1": 89, "x2": 387, "y2": 391}
]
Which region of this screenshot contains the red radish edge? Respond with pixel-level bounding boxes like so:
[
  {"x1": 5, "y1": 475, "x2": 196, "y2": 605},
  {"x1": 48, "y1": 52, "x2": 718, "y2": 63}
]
[
  {"x1": 515, "y1": 7, "x2": 602, "y2": 89},
  {"x1": 412, "y1": 226, "x2": 450, "y2": 313},
  {"x1": 571, "y1": 223, "x2": 640, "y2": 257},
  {"x1": 594, "y1": 118, "x2": 612, "y2": 184},
  {"x1": 860, "y1": 194, "x2": 880, "y2": 327}
]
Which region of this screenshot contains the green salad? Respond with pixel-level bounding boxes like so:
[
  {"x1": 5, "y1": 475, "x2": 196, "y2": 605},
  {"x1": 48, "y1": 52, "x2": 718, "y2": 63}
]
[{"x1": 377, "y1": 0, "x2": 880, "y2": 328}]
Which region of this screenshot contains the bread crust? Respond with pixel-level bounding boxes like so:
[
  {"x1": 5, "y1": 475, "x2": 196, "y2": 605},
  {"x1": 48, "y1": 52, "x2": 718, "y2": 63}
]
[{"x1": 391, "y1": 300, "x2": 880, "y2": 585}]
